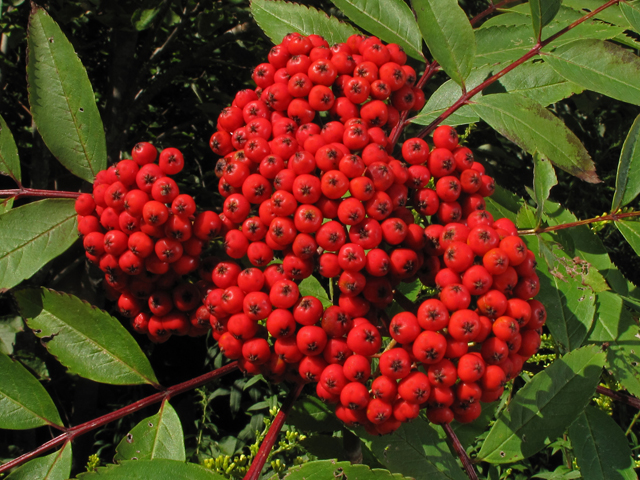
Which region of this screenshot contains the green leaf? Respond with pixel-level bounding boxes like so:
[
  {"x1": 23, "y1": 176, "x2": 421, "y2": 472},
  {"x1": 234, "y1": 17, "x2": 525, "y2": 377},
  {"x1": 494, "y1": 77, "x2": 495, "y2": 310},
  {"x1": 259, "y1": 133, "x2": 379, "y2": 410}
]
[
  {"x1": 615, "y1": 220, "x2": 640, "y2": 257},
  {"x1": 494, "y1": 61, "x2": 583, "y2": 106},
  {"x1": 15, "y1": 288, "x2": 159, "y2": 386},
  {"x1": 530, "y1": 0, "x2": 562, "y2": 39},
  {"x1": 475, "y1": 21, "x2": 623, "y2": 66},
  {"x1": 114, "y1": 400, "x2": 185, "y2": 462},
  {"x1": 470, "y1": 93, "x2": 599, "y2": 183},
  {"x1": 27, "y1": 6, "x2": 106, "y2": 182},
  {"x1": 329, "y1": 0, "x2": 424, "y2": 62},
  {"x1": 621, "y1": 1, "x2": 640, "y2": 35},
  {"x1": 287, "y1": 395, "x2": 342, "y2": 433},
  {"x1": 280, "y1": 460, "x2": 410, "y2": 480},
  {"x1": 533, "y1": 153, "x2": 558, "y2": 226},
  {"x1": 612, "y1": 114, "x2": 640, "y2": 211},
  {"x1": 0, "y1": 315, "x2": 23, "y2": 354},
  {"x1": 0, "y1": 197, "x2": 14, "y2": 214},
  {"x1": 6, "y1": 442, "x2": 71, "y2": 480},
  {"x1": 588, "y1": 291, "x2": 640, "y2": 398},
  {"x1": 452, "y1": 401, "x2": 500, "y2": 449},
  {"x1": 397, "y1": 279, "x2": 420, "y2": 301},
  {"x1": 516, "y1": 204, "x2": 537, "y2": 230},
  {"x1": 533, "y1": 236, "x2": 596, "y2": 351},
  {"x1": 0, "y1": 352, "x2": 63, "y2": 429},
  {"x1": 412, "y1": 0, "x2": 475, "y2": 86},
  {"x1": 484, "y1": 185, "x2": 522, "y2": 223},
  {"x1": 411, "y1": 64, "x2": 497, "y2": 127},
  {"x1": 544, "y1": 39, "x2": 640, "y2": 107},
  {"x1": 250, "y1": 0, "x2": 360, "y2": 47},
  {"x1": 478, "y1": 344, "x2": 605, "y2": 464},
  {"x1": 362, "y1": 418, "x2": 467, "y2": 480},
  {"x1": 131, "y1": 8, "x2": 162, "y2": 30},
  {"x1": 298, "y1": 275, "x2": 332, "y2": 309},
  {"x1": 0, "y1": 113, "x2": 21, "y2": 184},
  {"x1": 76, "y1": 460, "x2": 226, "y2": 479},
  {"x1": 0, "y1": 199, "x2": 77, "y2": 291},
  {"x1": 562, "y1": 0, "x2": 630, "y2": 29},
  {"x1": 569, "y1": 406, "x2": 636, "y2": 480}
]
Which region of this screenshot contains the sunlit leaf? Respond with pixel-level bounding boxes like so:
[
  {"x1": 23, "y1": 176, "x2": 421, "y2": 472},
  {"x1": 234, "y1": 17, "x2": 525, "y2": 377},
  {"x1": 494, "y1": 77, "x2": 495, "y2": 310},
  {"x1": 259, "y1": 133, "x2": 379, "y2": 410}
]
[
  {"x1": 478, "y1": 345, "x2": 605, "y2": 463},
  {"x1": 0, "y1": 199, "x2": 77, "y2": 291},
  {"x1": 329, "y1": 0, "x2": 424, "y2": 61},
  {"x1": 27, "y1": 6, "x2": 106, "y2": 182},
  {"x1": 612, "y1": 114, "x2": 640, "y2": 211},
  {"x1": 15, "y1": 288, "x2": 159, "y2": 386},
  {"x1": 0, "y1": 352, "x2": 63, "y2": 429},
  {"x1": 250, "y1": 0, "x2": 359, "y2": 46},
  {"x1": 470, "y1": 94, "x2": 598, "y2": 183},
  {"x1": 412, "y1": 0, "x2": 475, "y2": 86}
]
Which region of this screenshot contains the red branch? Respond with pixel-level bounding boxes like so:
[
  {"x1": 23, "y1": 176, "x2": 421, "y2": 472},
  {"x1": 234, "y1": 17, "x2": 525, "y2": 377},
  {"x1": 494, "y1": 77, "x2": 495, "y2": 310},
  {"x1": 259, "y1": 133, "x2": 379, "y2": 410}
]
[
  {"x1": 0, "y1": 361, "x2": 239, "y2": 475},
  {"x1": 470, "y1": 0, "x2": 520, "y2": 25},
  {"x1": 243, "y1": 382, "x2": 305, "y2": 480},
  {"x1": 417, "y1": 0, "x2": 621, "y2": 137},
  {"x1": 518, "y1": 210, "x2": 640, "y2": 235},
  {"x1": 0, "y1": 188, "x2": 81, "y2": 200},
  {"x1": 443, "y1": 423, "x2": 479, "y2": 480},
  {"x1": 597, "y1": 386, "x2": 640, "y2": 410}
]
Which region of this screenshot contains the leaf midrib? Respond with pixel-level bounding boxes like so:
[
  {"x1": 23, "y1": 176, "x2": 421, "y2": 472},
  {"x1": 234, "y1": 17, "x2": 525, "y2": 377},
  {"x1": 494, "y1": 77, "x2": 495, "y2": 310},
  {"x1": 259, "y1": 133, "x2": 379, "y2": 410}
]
[{"x1": 28, "y1": 295, "x2": 155, "y2": 385}]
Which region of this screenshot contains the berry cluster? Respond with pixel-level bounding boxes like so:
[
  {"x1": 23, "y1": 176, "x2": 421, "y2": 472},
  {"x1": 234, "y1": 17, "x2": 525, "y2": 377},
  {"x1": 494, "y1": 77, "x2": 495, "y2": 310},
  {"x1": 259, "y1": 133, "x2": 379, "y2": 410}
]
[
  {"x1": 75, "y1": 143, "x2": 222, "y2": 342},
  {"x1": 75, "y1": 31, "x2": 545, "y2": 435}
]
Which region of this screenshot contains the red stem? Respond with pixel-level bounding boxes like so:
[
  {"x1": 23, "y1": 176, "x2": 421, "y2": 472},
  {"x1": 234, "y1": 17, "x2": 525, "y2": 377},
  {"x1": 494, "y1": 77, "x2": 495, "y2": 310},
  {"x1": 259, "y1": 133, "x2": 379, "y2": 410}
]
[
  {"x1": 469, "y1": 0, "x2": 519, "y2": 26},
  {"x1": 417, "y1": 0, "x2": 621, "y2": 137},
  {"x1": 243, "y1": 382, "x2": 305, "y2": 480},
  {"x1": 518, "y1": 210, "x2": 640, "y2": 235},
  {"x1": 0, "y1": 361, "x2": 238, "y2": 475},
  {"x1": 443, "y1": 423, "x2": 479, "y2": 480},
  {"x1": 597, "y1": 386, "x2": 640, "y2": 410},
  {"x1": 0, "y1": 188, "x2": 81, "y2": 200}
]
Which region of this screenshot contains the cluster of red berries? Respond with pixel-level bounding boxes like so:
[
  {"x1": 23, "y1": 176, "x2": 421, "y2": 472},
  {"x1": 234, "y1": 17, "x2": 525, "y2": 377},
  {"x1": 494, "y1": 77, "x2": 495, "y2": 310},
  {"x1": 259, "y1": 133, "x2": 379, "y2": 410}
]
[
  {"x1": 202, "y1": 31, "x2": 545, "y2": 434},
  {"x1": 74, "y1": 31, "x2": 545, "y2": 435},
  {"x1": 75, "y1": 143, "x2": 223, "y2": 342}
]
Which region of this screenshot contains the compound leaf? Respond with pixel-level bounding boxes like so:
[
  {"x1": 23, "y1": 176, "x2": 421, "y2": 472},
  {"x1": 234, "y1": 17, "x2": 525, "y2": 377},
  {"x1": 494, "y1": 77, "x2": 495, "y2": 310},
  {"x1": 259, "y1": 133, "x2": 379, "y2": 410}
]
[
  {"x1": 76, "y1": 460, "x2": 226, "y2": 479},
  {"x1": 544, "y1": 39, "x2": 640, "y2": 107},
  {"x1": 0, "y1": 199, "x2": 77, "y2": 291},
  {"x1": 470, "y1": 93, "x2": 598, "y2": 183},
  {"x1": 329, "y1": 0, "x2": 424, "y2": 61},
  {"x1": 478, "y1": 344, "x2": 605, "y2": 463},
  {"x1": 412, "y1": 0, "x2": 475, "y2": 86},
  {"x1": 0, "y1": 352, "x2": 63, "y2": 430},
  {"x1": 27, "y1": 6, "x2": 106, "y2": 182},
  {"x1": 15, "y1": 288, "x2": 159, "y2": 387},
  {"x1": 115, "y1": 400, "x2": 185, "y2": 462},
  {"x1": 250, "y1": 0, "x2": 359, "y2": 47},
  {"x1": 588, "y1": 291, "x2": 640, "y2": 398},
  {"x1": 569, "y1": 406, "x2": 636, "y2": 480},
  {"x1": 280, "y1": 460, "x2": 410, "y2": 480},
  {"x1": 0, "y1": 114, "x2": 21, "y2": 184},
  {"x1": 612, "y1": 114, "x2": 640, "y2": 211},
  {"x1": 362, "y1": 418, "x2": 467, "y2": 480},
  {"x1": 6, "y1": 442, "x2": 72, "y2": 480}
]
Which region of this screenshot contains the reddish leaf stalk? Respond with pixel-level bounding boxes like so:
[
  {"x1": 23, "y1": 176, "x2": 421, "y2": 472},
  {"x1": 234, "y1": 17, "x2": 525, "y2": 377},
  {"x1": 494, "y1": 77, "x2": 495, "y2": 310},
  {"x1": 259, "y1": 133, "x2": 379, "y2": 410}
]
[
  {"x1": 597, "y1": 386, "x2": 640, "y2": 410},
  {"x1": 243, "y1": 382, "x2": 305, "y2": 480},
  {"x1": 0, "y1": 361, "x2": 239, "y2": 475},
  {"x1": 518, "y1": 210, "x2": 640, "y2": 235},
  {"x1": 443, "y1": 423, "x2": 479, "y2": 480},
  {"x1": 469, "y1": 0, "x2": 520, "y2": 25},
  {"x1": 416, "y1": 0, "x2": 621, "y2": 137},
  {"x1": 0, "y1": 188, "x2": 81, "y2": 200}
]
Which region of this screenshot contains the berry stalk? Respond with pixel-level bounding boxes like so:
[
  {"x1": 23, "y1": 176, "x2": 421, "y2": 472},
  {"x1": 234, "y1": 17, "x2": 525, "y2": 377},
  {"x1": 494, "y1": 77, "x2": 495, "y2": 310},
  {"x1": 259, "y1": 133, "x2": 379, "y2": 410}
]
[
  {"x1": 443, "y1": 423, "x2": 479, "y2": 480},
  {"x1": 0, "y1": 362, "x2": 238, "y2": 475}
]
